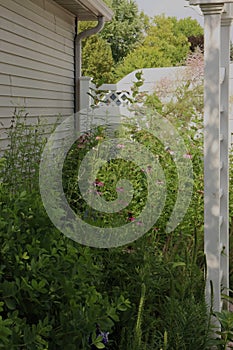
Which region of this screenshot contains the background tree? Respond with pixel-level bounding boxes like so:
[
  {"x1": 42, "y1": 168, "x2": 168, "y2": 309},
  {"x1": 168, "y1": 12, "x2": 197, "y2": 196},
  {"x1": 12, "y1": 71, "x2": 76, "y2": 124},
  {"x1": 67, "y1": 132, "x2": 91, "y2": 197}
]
[
  {"x1": 114, "y1": 16, "x2": 203, "y2": 79},
  {"x1": 170, "y1": 17, "x2": 203, "y2": 38},
  {"x1": 80, "y1": 0, "x2": 145, "y2": 85},
  {"x1": 188, "y1": 35, "x2": 204, "y2": 53},
  {"x1": 80, "y1": 10, "x2": 203, "y2": 84},
  {"x1": 101, "y1": 0, "x2": 147, "y2": 64},
  {"x1": 82, "y1": 35, "x2": 114, "y2": 86}
]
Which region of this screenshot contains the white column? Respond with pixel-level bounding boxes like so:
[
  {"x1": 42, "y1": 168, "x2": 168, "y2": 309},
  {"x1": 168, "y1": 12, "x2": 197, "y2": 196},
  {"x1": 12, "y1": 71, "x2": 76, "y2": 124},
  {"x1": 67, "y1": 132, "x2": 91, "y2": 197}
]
[
  {"x1": 220, "y1": 4, "x2": 232, "y2": 308},
  {"x1": 200, "y1": 3, "x2": 224, "y2": 313}
]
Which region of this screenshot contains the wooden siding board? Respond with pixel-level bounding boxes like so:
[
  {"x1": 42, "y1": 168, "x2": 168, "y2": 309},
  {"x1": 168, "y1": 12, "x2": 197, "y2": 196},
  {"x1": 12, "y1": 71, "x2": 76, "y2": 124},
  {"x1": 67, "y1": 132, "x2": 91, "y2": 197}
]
[
  {"x1": 0, "y1": 86, "x2": 73, "y2": 101},
  {"x1": 1, "y1": 41, "x2": 74, "y2": 71},
  {"x1": 0, "y1": 4, "x2": 74, "y2": 46},
  {"x1": 0, "y1": 97, "x2": 74, "y2": 108},
  {"x1": 0, "y1": 27, "x2": 73, "y2": 63},
  {"x1": 0, "y1": 0, "x2": 75, "y2": 41},
  {"x1": 0, "y1": 74, "x2": 73, "y2": 93},
  {"x1": 0, "y1": 0, "x2": 76, "y2": 153},
  {"x1": 0, "y1": 21, "x2": 74, "y2": 57},
  {"x1": 15, "y1": 0, "x2": 76, "y2": 28},
  {"x1": 0, "y1": 107, "x2": 73, "y2": 117},
  {"x1": 0, "y1": 114, "x2": 69, "y2": 126},
  {"x1": 0, "y1": 52, "x2": 74, "y2": 78},
  {"x1": 0, "y1": 63, "x2": 73, "y2": 85}
]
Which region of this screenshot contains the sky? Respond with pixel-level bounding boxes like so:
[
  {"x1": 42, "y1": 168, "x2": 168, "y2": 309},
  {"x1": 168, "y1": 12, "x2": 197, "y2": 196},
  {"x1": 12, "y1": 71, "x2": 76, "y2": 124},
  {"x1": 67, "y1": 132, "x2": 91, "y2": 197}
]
[{"x1": 135, "y1": 0, "x2": 204, "y2": 26}]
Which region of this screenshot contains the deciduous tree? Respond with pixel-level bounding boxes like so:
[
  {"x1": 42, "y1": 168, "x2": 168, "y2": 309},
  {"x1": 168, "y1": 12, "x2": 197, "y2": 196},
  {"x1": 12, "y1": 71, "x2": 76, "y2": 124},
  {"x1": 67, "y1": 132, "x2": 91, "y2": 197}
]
[
  {"x1": 101, "y1": 0, "x2": 146, "y2": 64},
  {"x1": 115, "y1": 15, "x2": 197, "y2": 79}
]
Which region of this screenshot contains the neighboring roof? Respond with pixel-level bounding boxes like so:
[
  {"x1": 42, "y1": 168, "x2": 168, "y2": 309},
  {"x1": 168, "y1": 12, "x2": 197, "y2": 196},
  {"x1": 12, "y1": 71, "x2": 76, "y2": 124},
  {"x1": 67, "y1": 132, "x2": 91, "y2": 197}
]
[{"x1": 53, "y1": 0, "x2": 113, "y2": 21}]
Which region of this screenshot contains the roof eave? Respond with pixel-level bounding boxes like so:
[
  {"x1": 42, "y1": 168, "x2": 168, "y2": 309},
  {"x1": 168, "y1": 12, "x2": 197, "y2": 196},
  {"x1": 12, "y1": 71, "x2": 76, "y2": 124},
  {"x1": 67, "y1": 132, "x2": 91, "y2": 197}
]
[{"x1": 53, "y1": 0, "x2": 113, "y2": 21}]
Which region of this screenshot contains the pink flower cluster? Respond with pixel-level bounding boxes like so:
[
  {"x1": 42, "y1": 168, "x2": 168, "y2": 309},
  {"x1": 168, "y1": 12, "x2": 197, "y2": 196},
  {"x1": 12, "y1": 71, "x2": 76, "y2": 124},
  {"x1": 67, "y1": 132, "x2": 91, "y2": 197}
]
[{"x1": 94, "y1": 179, "x2": 104, "y2": 187}]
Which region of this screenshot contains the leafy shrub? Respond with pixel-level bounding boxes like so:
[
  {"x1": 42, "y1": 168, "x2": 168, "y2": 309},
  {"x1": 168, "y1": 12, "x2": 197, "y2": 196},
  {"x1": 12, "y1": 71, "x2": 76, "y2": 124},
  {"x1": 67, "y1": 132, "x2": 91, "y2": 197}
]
[{"x1": 0, "y1": 112, "x2": 130, "y2": 349}]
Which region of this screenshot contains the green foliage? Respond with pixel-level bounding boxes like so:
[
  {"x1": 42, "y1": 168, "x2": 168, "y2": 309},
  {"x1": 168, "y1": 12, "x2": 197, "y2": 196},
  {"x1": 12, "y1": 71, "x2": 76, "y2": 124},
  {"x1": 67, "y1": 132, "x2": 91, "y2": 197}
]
[
  {"x1": 1, "y1": 109, "x2": 47, "y2": 192},
  {"x1": 114, "y1": 15, "x2": 203, "y2": 80},
  {"x1": 61, "y1": 62, "x2": 211, "y2": 349},
  {"x1": 80, "y1": 0, "x2": 146, "y2": 84},
  {"x1": 82, "y1": 35, "x2": 114, "y2": 86},
  {"x1": 213, "y1": 310, "x2": 233, "y2": 349},
  {"x1": 101, "y1": 0, "x2": 146, "y2": 64},
  {"x1": 0, "y1": 111, "x2": 130, "y2": 349},
  {"x1": 170, "y1": 17, "x2": 203, "y2": 38},
  {"x1": 80, "y1": 10, "x2": 203, "y2": 84},
  {"x1": 230, "y1": 151, "x2": 233, "y2": 291},
  {"x1": 1, "y1": 53, "x2": 233, "y2": 350}
]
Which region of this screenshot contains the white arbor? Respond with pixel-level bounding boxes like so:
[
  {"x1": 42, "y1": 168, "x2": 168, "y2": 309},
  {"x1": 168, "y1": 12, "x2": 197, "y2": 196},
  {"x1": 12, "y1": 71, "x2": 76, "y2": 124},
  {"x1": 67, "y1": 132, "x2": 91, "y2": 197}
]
[{"x1": 189, "y1": 0, "x2": 233, "y2": 317}]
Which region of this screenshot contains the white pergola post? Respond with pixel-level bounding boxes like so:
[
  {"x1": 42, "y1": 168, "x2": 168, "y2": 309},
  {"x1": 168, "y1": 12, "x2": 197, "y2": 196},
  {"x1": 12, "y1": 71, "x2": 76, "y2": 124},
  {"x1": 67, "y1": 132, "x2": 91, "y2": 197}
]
[
  {"x1": 189, "y1": 0, "x2": 232, "y2": 316},
  {"x1": 202, "y1": 1, "x2": 224, "y2": 314},
  {"x1": 220, "y1": 3, "x2": 233, "y2": 307}
]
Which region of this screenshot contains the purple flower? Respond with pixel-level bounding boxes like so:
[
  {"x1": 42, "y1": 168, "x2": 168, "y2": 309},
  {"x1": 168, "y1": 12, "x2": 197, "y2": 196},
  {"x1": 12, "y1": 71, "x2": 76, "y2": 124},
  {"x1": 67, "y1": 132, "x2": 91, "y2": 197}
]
[
  {"x1": 89, "y1": 325, "x2": 109, "y2": 349},
  {"x1": 100, "y1": 331, "x2": 109, "y2": 345}
]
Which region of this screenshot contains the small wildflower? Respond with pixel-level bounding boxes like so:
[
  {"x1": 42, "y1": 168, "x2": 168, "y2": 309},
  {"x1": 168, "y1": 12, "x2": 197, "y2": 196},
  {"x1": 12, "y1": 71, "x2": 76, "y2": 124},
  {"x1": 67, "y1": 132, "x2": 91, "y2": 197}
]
[
  {"x1": 128, "y1": 217, "x2": 136, "y2": 222},
  {"x1": 95, "y1": 136, "x2": 103, "y2": 140},
  {"x1": 94, "y1": 191, "x2": 102, "y2": 196},
  {"x1": 165, "y1": 146, "x2": 174, "y2": 155},
  {"x1": 197, "y1": 190, "x2": 204, "y2": 195},
  {"x1": 100, "y1": 331, "x2": 109, "y2": 345},
  {"x1": 116, "y1": 144, "x2": 125, "y2": 149},
  {"x1": 89, "y1": 324, "x2": 109, "y2": 349},
  {"x1": 136, "y1": 221, "x2": 143, "y2": 226},
  {"x1": 94, "y1": 179, "x2": 104, "y2": 187},
  {"x1": 156, "y1": 180, "x2": 164, "y2": 185},
  {"x1": 116, "y1": 187, "x2": 124, "y2": 192},
  {"x1": 146, "y1": 165, "x2": 152, "y2": 173},
  {"x1": 183, "y1": 153, "x2": 192, "y2": 159},
  {"x1": 127, "y1": 212, "x2": 135, "y2": 222}
]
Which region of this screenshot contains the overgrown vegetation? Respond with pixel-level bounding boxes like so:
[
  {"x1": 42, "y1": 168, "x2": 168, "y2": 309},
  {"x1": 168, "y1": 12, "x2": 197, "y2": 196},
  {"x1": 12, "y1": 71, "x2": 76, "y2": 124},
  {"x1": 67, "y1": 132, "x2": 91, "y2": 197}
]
[{"x1": 1, "y1": 52, "x2": 233, "y2": 349}]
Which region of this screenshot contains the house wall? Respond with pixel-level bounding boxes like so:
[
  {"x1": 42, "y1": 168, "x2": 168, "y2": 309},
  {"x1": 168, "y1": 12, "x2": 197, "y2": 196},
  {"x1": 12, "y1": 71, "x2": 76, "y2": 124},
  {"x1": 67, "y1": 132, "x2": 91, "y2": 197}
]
[{"x1": 0, "y1": 0, "x2": 75, "y2": 151}]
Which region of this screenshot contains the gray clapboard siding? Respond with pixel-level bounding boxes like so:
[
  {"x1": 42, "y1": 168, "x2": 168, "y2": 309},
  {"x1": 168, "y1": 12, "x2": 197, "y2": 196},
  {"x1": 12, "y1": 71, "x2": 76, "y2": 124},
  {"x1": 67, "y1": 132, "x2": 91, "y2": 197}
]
[
  {"x1": 0, "y1": 0, "x2": 75, "y2": 152},
  {"x1": 0, "y1": 63, "x2": 73, "y2": 85},
  {"x1": 0, "y1": 74, "x2": 73, "y2": 93},
  {"x1": 0, "y1": 26, "x2": 73, "y2": 62},
  {"x1": 0, "y1": 20, "x2": 73, "y2": 56},
  {"x1": 0, "y1": 86, "x2": 73, "y2": 100},
  {"x1": 1, "y1": 41, "x2": 74, "y2": 71},
  {"x1": 0, "y1": 52, "x2": 73, "y2": 77},
  {"x1": 1, "y1": 0, "x2": 74, "y2": 41}
]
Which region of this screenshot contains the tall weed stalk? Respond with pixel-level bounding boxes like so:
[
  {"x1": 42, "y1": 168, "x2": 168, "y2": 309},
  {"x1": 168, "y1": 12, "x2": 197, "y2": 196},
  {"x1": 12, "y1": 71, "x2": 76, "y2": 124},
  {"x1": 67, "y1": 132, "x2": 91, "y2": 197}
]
[{"x1": 0, "y1": 109, "x2": 55, "y2": 192}]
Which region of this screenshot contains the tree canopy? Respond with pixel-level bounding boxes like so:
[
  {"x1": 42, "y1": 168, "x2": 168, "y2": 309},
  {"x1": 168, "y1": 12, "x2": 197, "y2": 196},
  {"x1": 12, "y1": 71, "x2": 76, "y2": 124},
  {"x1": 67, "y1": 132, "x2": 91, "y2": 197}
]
[
  {"x1": 101, "y1": 0, "x2": 146, "y2": 64},
  {"x1": 80, "y1": 0, "x2": 203, "y2": 85},
  {"x1": 114, "y1": 15, "x2": 203, "y2": 80},
  {"x1": 82, "y1": 35, "x2": 114, "y2": 86}
]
